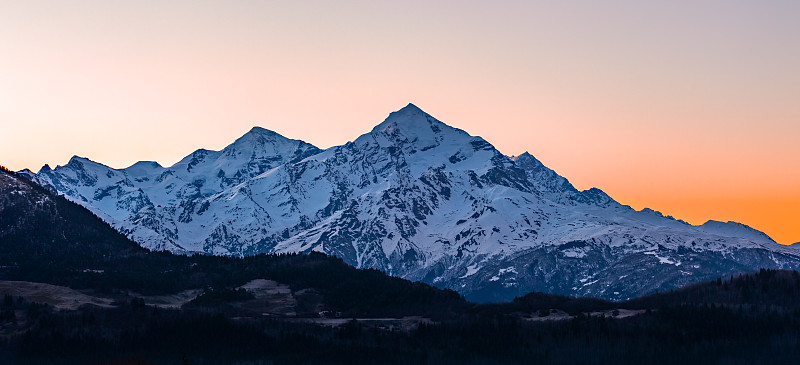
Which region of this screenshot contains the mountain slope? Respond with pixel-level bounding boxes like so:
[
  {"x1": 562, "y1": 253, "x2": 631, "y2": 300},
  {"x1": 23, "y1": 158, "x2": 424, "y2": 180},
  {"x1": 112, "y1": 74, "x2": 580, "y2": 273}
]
[
  {"x1": 23, "y1": 104, "x2": 800, "y2": 301},
  {"x1": 0, "y1": 165, "x2": 143, "y2": 269}
]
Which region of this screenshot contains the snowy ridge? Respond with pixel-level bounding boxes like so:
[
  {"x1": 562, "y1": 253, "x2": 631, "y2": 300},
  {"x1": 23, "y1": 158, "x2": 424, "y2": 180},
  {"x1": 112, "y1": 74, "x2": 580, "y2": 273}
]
[{"x1": 25, "y1": 103, "x2": 800, "y2": 301}]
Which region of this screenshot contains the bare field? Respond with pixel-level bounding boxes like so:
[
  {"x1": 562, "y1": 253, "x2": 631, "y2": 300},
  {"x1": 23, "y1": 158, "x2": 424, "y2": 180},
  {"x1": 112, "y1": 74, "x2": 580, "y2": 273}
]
[
  {"x1": 0, "y1": 281, "x2": 114, "y2": 310},
  {"x1": 135, "y1": 289, "x2": 203, "y2": 309},
  {"x1": 524, "y1": 308, "x2": 646, "y2": 322},
  {"x1": 237, "y1": 279, "x2": 297, "y2": 316},
  {"x1": 285, "y1": 316, "x2": 434, "y2": 331}
]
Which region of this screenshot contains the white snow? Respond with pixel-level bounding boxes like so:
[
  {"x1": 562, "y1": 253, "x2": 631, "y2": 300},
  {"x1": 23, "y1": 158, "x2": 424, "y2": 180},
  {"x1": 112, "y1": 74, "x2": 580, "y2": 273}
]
[
  {"x1": 582, "y1": 279, "x2": 598, "y2": 287},
  {"x1": 643, "y1": 251, "x2": 681, "y2": 266},
  {"x1": 460, "y1": 264, "x2": 481, "y2": 278}
]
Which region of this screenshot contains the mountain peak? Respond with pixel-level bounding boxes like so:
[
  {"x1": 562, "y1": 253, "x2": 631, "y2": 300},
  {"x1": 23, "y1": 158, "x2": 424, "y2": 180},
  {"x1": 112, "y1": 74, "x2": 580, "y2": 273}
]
[
  {"x1": 398, "y1": 102, "x2": 423, "y2": 113},
  {"x1": 360, "y1": 103, "x2": 475, "y2": 154},
  {"x1": 511, "y1": 152, "x2": 536, "y2": 162},
  {"x1": 126, "y1": 160, "x2": 164, "y2": 170},
  {"x1": 246, "y1": 126, "x2": 279, "y2": 136},
  {"x1": 698, "y1": 220, "x2": 775, "y2": 244},
  {"x1": 67, "y1": 155, "x2": 92, "y2": 166},
  {"x1": 382, "y1": 103, "x2": 429, "y2": 126},
  {"x1": 229, "y1": 127, "x2": 298, "y2": 150},
  {"x1": 371, "y1": 103, "x2": 462, "y2": 136},
  {"x1": 512, "y1": 152, "x2": 549, "y2": 171}
]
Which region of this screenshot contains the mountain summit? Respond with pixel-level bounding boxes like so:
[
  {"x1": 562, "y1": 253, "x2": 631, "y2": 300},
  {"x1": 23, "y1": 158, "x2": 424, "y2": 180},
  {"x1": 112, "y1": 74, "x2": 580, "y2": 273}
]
[
  {"x1": 371, "y1": 103, "x2": 450, "y2": 134},
  {"x1": 24, "y1": 104, "x2": 800, "y2": 301}
]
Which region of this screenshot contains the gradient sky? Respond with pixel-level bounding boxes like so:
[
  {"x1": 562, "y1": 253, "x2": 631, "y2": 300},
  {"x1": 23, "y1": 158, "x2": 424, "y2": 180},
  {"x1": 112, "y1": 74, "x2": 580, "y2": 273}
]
[{"x1": 1, "y1": 1, "x2": 798, "y2": 243}]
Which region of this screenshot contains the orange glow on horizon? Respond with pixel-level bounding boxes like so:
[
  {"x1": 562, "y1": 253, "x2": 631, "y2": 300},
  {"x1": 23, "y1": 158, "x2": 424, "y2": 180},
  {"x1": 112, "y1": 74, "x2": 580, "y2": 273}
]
[{"x1": 610, "y1": 193, "x2": 800, "y2": 246}]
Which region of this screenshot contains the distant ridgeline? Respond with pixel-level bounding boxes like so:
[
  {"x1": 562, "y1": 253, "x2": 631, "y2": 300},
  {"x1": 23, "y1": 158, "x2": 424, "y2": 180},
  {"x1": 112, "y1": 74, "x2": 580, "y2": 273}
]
[{"x1": 17, "y1": 104, "x2": 800, "y2": 302}]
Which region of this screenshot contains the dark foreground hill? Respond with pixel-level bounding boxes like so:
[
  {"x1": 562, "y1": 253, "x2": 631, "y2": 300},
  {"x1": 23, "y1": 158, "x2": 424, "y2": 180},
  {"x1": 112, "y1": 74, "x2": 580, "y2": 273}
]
[{"x1": 2, "y1": 166, "x2": 800, "y2": 364}]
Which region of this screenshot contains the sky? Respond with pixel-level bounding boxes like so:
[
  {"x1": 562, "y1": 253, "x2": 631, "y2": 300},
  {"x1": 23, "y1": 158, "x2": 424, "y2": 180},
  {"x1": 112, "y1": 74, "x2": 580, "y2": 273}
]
[{"x1": 1, "y1": 1, "x2": 798, "y2": 244}]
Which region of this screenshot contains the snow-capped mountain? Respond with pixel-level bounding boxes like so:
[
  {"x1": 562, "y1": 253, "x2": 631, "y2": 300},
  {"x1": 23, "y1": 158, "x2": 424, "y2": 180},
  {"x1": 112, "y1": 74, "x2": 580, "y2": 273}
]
[{"x1": 24, "y1": 104, "x2": 800, "y2": 301}]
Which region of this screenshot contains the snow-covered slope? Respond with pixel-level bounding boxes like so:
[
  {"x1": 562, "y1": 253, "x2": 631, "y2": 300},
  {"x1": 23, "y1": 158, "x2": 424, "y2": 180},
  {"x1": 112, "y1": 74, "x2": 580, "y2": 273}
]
[
  {"x1": 25, "y1": 104, "x2": 800, "y2": 301},
  {"x1": 697, "y1": 220, "x2": 776, "y2": 244}
]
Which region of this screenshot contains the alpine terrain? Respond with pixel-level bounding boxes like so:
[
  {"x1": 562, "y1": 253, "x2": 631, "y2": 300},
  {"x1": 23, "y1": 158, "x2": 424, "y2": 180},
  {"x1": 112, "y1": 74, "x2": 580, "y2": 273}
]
[{"x1": 22, "y1": 104, "x2": 800, "y2": 301}]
